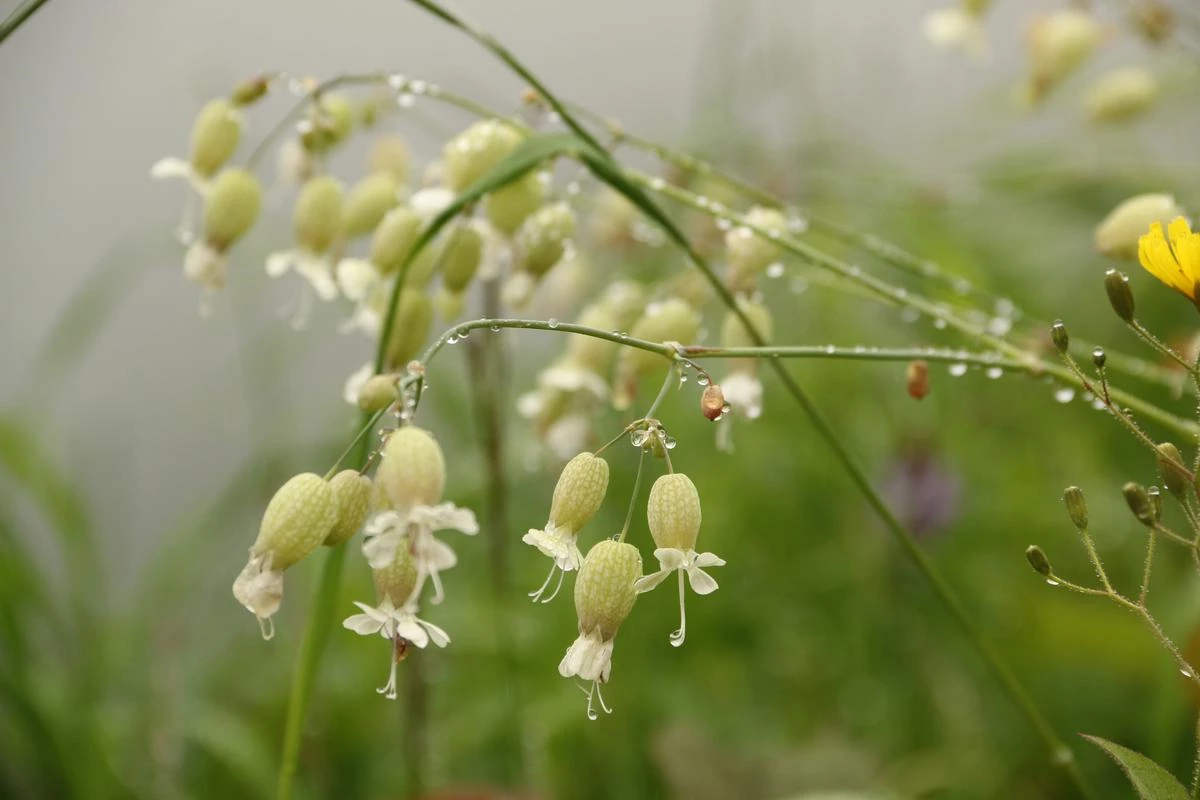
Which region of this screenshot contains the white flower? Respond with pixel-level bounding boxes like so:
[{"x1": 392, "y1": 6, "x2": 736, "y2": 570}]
[
  {"x1": 923, "y1": 7, "x2": 988, "y2": 60},
  {"x1": 151, "y1": 157, "x2": 211, "y2": 195},
  {"x1": 633, "y1": 547, "x2": 725, "y2": 647},
  {"x1": 522, "y1": 522, "x2": 583, "y2": 602},
  {"x1": 266, "y1": 249, "x2": 340, "y2": 301},
  {"x1": 409, "y1": 186, "x2": 455, "y2": 220},
  {"x1": 342, "y1": 596, "x2": 450, "y2": 699},
  {"x1": 558, "y1": 629, "x2": 615, "y2": 718},
  {"x1": 362, "y1": 505, "x2": 478, "y2": 604},
  {"x1": 337, "y1": 258, "x2": 387, "y2": 335},
  {"x1": 343, "y1": 361, "x2": 374, "y2": 407},
  {"x1": 721, "y1": 371, "x2": 763, "y2": 420},
  {"x1": 276, "y1": 138, "x2": 318, "y2": 187},
  {"x1": 232, "y1": 551, "x2": 284, "y2": 640}
]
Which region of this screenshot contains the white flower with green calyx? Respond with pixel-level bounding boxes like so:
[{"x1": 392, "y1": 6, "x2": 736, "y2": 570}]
[
  {"x1": 363, "y1": 427, "x2": 478, "y2": 603},
  {"x1": 343, "y1": 532, "x2": 449, "y2": 700},
  {"x1": 233, "y1": 472, "x2": 338, "y2": 640},
  {"x1": 559, "y1": 538, "x2": 642, "y2": 719},
  {"x1": 633, "y1": 473, "x2": 724, "y2": 648},
  {"x1": 523, "y1": 452, "x2": 610, "y2": 602},
  {"x1": 151, "y1": 98, "x2": 243, "y2": 196},
  {"x1": 181, "y1": 168, "x2": 262, "y2": 310},
  {"x1": 265, "y1": 177, "x2": 345, "y2": 320}
]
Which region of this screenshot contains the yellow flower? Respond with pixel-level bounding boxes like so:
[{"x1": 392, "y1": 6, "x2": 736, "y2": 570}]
[{"x1": 1139, "y1": 217, "x2": 1200, "y2": 304}]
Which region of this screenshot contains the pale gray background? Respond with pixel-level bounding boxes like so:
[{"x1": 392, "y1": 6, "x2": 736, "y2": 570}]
[{"x1": 0, "y1": 0, "x2": 1170, "y2": 585}]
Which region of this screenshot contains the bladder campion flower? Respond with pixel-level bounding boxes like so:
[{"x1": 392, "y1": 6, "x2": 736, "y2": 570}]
[
  {"x1": 151, "y1": 97, "x2": 242, "y2": 194},
  {"x1": 324, "y1": 469, "x2": 374, "y2": 547},
  {"x1": 233, "y1": 473, "x2": 338, "y2": 639},
  {"x1": 265, "y1": 176, "x2": 346, "y2": 312},
  {"x1": 634, "y1": 473, "x2": 724, "y2": 647},
  {"x1": 524, "y1": 452, "x2": 610, "y2": 602},
  {"x1": 559, "y1": 538, "x2": 642, "y2": 718},
  {"x1": 1138, "y1": 217, "x2": 1200, "y2": 307},
  {"x1": 183, "y1": 168, "x2": 262, "y2": 304},
  {"x1": 363, "y1": 427, "x2": 478, "y2": 603},
  {"x1": 343, "y1": 533, "x2": 450, "y2": 700}
]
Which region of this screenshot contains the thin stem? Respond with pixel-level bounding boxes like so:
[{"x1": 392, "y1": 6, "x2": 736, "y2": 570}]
[
  {"x1": 618, "y1": 450, "x2": 647, "y2": 543},
  {"x1": 1139, "y1": 529, "x2": 1156, "y2": 606},
  {"x1": 1152, "y1": 522, "x2": 1195, "y2": 549},
  {"x1": 644, "y1": 365, "x2": 678, "y2": 420},
  {"x1": 0, "y1": 0, "x2": 50, "y2": 47},
  {"x1": 1108, "y1": 593, "x2": 1200, "y2": 685},
  {"x1": 1129, "y1": 321, "x2": 1198, "y2": 378},
  {"x1": 1077, "y1": 529, "x2": 1115, "y2": 594},
  {"x1": 1046, "y1": 574, "x2": 1113, "y2": 598},
  {"x1": 1192, "y1": 712, "x2": 1200, "y2": 800}
]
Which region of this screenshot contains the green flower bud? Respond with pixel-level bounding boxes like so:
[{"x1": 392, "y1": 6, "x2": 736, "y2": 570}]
[
  {"x1": 325, "y1": 469, "x2": 373, "y2": 546},
  {"x1": 726, "y1": 206, "x2": 787, "y2": 288},
  {"x1": 293, "y1": 176, "x2": 344, "y2": 254},
  {"x1": 369, "y1": 206, "x2": 422, "y2": 275},
  {"x1": 343, "y1": 173, "x2": 400, "y2": 239},
  {"x1": 230, "y1": 75, "x2": 270, "y2": 107},
  {"x1": 1156, "y1": 442, "x2": 1191, "y2": 501},
  {"x1": 252, "y1": 473, "x2": 338, "y2": 569},
  {"x1": 441, "y1": 225, "x2": 484, "y2": 293},
  {"x1": 383, "y1": 288, "x2": 433, "y2": 369},
  {"x1": 1050, "y1": 321, "x2": 1069, "y2": 354},
  {"x1": 517, "y1": 202, "x2": 576, "y2": 278},
  {"x1": 1085, "y1": 67, "x2": 1158, "y2": 123},
  {"x1": 1123, "y1": 481, "x2": 1155, "y2": 526},
  {"x1": 368, "y1": 134, "x2": 411, "y2": 183},
  {"x1": 319, "y1": 93, "x2": 355, "y2": 147},
  {"x1": 549, "y1": 453, "x2": 610, "y2": 534},
  {"x1": 574, "y1": 539, "x2": 642, "y2": 641},
  {"x1": 1095, "y1": 194, "x2": 1183, "y2": 260},
  {"x1": 372, "y1": 537, "x2": 419, "y2": 607},
  {"x1": 1103, "y1": 269, "x2": 1136, "y2": 322},
  {"x1": 203, "y1": 169, "x2": 262, "y2": 250},
  {"x1": 189, "y1": 98, "x2": 242, "y2": 178},
  {"x1": 1062, "y1": 486, "x2": 1088, "y2": 530},
  {"x1": 358, "y1": 373, "x2": 399, "y2": 413},
  {"x1": 442, "y1": 119, "x2": 524, "y2": 193},
  {"x1": 485, "y1": 171, "x2": 545, "y2": 235},
  {"x1": 376, "y1": 426, "x2": 446, "y2": 508},
  {"x1": 647, "y1": 473, "x2": 702, "y2": 551},
  {"x1": 1025, "y1": 545, "x2": 1052, "y2": 577}
]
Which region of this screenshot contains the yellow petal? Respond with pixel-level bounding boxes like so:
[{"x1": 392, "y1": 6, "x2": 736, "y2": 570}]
[
  {"x1": 1167, "y1": 217, "x2": 1200, "y2": 287},
  {"x1": 1139, "y1": 222, "x2": 1194, "y2": 297}
]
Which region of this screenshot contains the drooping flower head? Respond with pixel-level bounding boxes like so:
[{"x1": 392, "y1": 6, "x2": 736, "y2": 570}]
[
  {"x1": 151, "y1": 97, "x2": 243, "y2": 195},
  {"x1": 183, "y1": 168, "x2": 262, "y2": 304},
  {"x1": 523, "y1": 452, "x2": 610, "y2": 601},
  {"x1": 559, "y1": 538, "x2": 642, "y2": 718},
  {"x1": 634, "y1": 473, "x2": 725, "y2": 647},
  {"x1": 266, "y1": 176, "x2": 346, "y2": 321},
  {"x1": 1138, "y1": 217, "x2": 1200, "y2": 308},
  {"x1": 233, "y1": 473, "x2": 337, "y2": 639},
  {"x1": 503, "y1": 202, "x2": 577, "y2": 308},
  {"x1": 343, "y1": 530, "x2": 450, "y2": 699}
]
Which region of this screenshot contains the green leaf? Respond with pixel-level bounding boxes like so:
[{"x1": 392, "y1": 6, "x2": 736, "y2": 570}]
[
  {"x1": 1083, "y1": 734, "x2": 1190, "y2": 800},
  {"x1": 373, "y1": 131, "x2": 593, "y2": 372}
]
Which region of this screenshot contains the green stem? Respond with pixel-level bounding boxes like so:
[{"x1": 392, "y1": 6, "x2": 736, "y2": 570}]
[
  {"x1": 617, "y1": 450, "x2": 647, "y2": 543},
  {"x1": 644, "y1": 364, "x2": 679, "y2": 419},
  {"x1": 0, "y1": 0, "x2": 50, "y2": 47}
]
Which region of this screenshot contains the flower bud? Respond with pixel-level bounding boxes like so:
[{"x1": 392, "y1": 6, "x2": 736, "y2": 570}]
[
  {"x1": 369, "y1": 206, "x2": 422, "y2": 275},
  {"x1": 441, "y1": 225, "x2": 484, "y2": 293},
  {"x1": 1095, "y1": 194, "x2": 1183, "y2": 260},
  {"x1": 647, "y1": 473, "x2": 702, "y2": 551},
  {"x1": 252, "y1": 473, "x2": 338, "y2": 569},
  {"x1": 1025, "y1": 545, "x2": 1052, "y2": 577},
  {"x1": 189, "y1": 98, "x2": 242, "y2": 178},
  {"x1": 230, "y1": 75, "x2": 270, "y2": 107},
  {"x1": 1085, "y1": 67, "x2": 1158, "y2": 123},
  {"x1": 485, "y1": 171, "x2": 545, "y2": 235},
  {"x1": 1156, "y1": 442, "x2": 1191, "y2": 501},
  {"x1": 442, "y1": 119, "x2": 524, "y2": 192},
  {"x1": 383, "y1": 288, "x2": 433, "y2": 369},
  {"x1": 549, "y1": 453, "x2": 610, "y2": 534},
  {"x1": 203, "y1": 169, "x2": 262, "y2": 250},
  {"x1": 1062, "y1": 486, "x2": 1088, "y2": 530},
  {"x1": 1050, "y1": 321, "x2": 1069, "y2": 354},
  {"x1": 325, "y1": 469, "x2": 373, "y2": 546},
  {"x1": 726, "y1": 206, "x2": 788, "y2": 289},
  {"x1": 516, "y1": 202, "x2": 576, "y2": 278},
  {"x1": 358, "y1": 373, "x2": 398, "y2": 413},
  {"x1": 372, "y1": 537, "x2": 419, "y2": 607},
  {"x1": 574, "y1": 539, "x2": 641, "y2": 640},
  {"x1": 1123, "y1": 481, "x2": 1155, "y2": 526},
  {"x1": 368, "y1": 134, "x2": 411, "y2": 183},
  {"x1": 1027, "y1": 10, "x2": 1105, "y2": 102},
  {"x1": 376, "y1": 426, "x2": 446, "y2": 508},
  {"x1": 1092, "y1": 347, "x2": 1107, "y2": 371},
  {"x1": 343, "y1": 173, "x2": 400, "y2": 239},
  {"x1": 1103, "y1": 269, "x2": 1136, "y2": 322},
  {"x1": 318, "y1": 93, "x2": 355, "y2": 147},
  {"x1": 701, "y1": 383, "x2": 725, "y2": 421},
  {"x1": 293, "y1": 177, "x2": 344, "y2": 254}
]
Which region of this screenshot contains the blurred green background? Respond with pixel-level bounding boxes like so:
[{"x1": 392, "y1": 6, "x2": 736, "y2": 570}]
[{"x1": 3, "y1": 1, "x2": 1200, "y2": 798}]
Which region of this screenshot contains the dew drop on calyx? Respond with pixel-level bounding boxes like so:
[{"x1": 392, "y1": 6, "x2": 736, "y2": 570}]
[{"x1": 1045, "y1": 578, "x2": 1060, "y2": 587}]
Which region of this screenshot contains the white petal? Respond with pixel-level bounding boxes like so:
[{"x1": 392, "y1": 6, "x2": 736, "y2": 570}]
[
  {"x1": 693, "y1": 551, "x2": 726, "y2": 568},
  {"x1": 342, "y1": 361, "x2": 374, "y2": 406},
  {"x1": 523, "y1": 526, "x2": 574, "y2": 561},
  {"x1": 721, "y1": 371, "x2": 763, "y2": 420},
  {"x1": 409, "y1": 187, "x2": 455, "y2": 220},
  {"x1": 363, "y1": 530, "x2": 403, "y2": 570},
  {"x1": 421, "y1": 503, "x2": 479, "y2": 535},
  {"x1": 545, "y1": 415, "x2": 591, "y2": 462},
  {"x1": 394, "y1": 616, "x2": 430, "y2": 648},
  {"x1": 337, "y1": 258, "x2": 381, "y2": 303},
  {"x1": 516, "y1": 390, "x2": 546, "y2": 419},
  {"x1": 686, "y1": 566, "x2": 720, "y2": 596},
  {"x1": 633, "y1": 569, "x2": 672, "y2": 594},
  {"x1": 343, "y1": 613, "x2": 385, "y2": 636},
  {"x1": 653, "y1": 548, "x2": 688, "y2": 571},
  {"x1": 183, "y1": 242, "x2": 227, "y2": 290},
  {"x1": 416, "y1": 618, "x2": 451, "y2": 648},
  {"x1": 150, "y1": 157, "x2": 191, "y2": 180},
  {"x1": 266, "y1": 250, "x2": 294, "y2": 278},
  {"x1": 417, "y1": 535, "x2": 458, "y2": 572},
  {"x1": 364, "y1": 510, "x2": 406, "y2": 537},
  {"x1": 295, "y1": 252, "x2": 340, "y2": 300}
]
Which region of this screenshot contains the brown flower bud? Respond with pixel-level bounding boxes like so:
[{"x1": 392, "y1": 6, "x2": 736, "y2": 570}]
[
  {"x1": 701, "y1": 383, "x2": 725, "y2": 421},
  {"x1": 906, "y1": 360, "x2": 930, "y2": 400}
]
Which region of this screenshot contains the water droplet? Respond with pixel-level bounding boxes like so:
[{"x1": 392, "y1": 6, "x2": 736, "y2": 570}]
[
  {"x1": 1182, "y1": 666, "x2": 1196, "y2": 679},
  {"x1": 697, "y1": 375, "x2": 710, "y2": 386},
  {"x1": 765, "y1": 263, "x2": 785, "y2": 279},
  {"x1": 985, "y1": 367, "x2": 1003, "y2": 379},
  {"x1": 456, "y1": 328, "x2": 470, "y2": 340},
  {"x1": 678, "y1": 372, "x2": 688, "y2": 384},
  {"x1": 490, "y1": 325, "x2": 500, "y2": 332},
  {"x1": 447, "y1": 334, "x2": 460, "y2": 344},
  {"x1": 948, "y1": 363, "x2": 968, "y2": 377},
  {"x1": 547, "y1": 318, "x2": 559, "y2": 329},
  {"x1": 715, "y1": 217, "x2": 732, "y2": 231},
  {"x1": 1091, "y1": 397, "x2": 1106, "y2": 410},
  {"x1": 586, "y1": 707, "x2": 599, "y2": 721},
  {"x1": 987, "y1": 317, "x2": 1013, "y2": 336},
  {"x1": 664, "y1": 435, "x2": 678, "y2": 450},
  {"x1": 933, "y1": 318, "x2": 948, "y2": 330},
  {"x1": 1045, "y1": 578, "x2": 1061, "y2": 587},
  {"x1": 1053, "y1": 387, "x2": 1075, "y2": 403},
  {"x1": 649, "y1": 177, "x2": 666, "y2": 191}
]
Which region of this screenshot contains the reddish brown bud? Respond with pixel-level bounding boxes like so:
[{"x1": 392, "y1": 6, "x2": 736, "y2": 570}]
[
  {"x1": 906, "y1": 360, "x2": 930, "y2": 400},
  {"x1": 701, "y1": 383, "x2": 725, "y2": 421}
]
